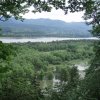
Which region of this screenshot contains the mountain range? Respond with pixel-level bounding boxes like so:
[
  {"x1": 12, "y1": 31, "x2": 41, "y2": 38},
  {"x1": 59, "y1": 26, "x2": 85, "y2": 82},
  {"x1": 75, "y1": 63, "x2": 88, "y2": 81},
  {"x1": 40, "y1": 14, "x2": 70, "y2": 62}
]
[{"x1": 0, "y1": 18, "x2": 92, "y2": 37}]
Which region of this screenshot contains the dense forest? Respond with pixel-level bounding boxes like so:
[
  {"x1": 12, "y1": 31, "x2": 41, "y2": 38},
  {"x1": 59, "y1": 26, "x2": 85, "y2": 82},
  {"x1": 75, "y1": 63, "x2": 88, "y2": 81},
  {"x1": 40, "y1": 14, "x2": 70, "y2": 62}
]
[
  {"x1": 0, "y1": 40, "x2": 97, "y2": 100},
  {"x1": 0, "y1": 0, "x2": 100, "y2": 100}
]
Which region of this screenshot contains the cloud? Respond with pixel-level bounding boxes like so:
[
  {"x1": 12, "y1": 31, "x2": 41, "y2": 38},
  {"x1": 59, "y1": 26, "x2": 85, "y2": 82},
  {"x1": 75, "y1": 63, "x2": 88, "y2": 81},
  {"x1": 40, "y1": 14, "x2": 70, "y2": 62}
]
[{"x1": 23, "y1": 8, "x2": 84, "y2": 22}]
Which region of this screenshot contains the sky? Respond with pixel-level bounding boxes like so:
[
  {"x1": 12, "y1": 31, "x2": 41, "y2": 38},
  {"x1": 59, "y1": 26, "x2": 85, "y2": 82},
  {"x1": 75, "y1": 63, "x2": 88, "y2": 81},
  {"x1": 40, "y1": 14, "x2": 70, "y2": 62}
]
[{"x1": 23, "y1": 8, "x2": 85, "y2": 23}]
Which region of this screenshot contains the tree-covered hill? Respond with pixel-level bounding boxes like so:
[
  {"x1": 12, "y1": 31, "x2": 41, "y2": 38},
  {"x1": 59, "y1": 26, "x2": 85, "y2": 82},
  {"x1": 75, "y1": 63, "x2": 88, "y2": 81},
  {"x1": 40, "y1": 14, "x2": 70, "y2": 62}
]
[
  {"x1": 0, "y1": 18, "x2": 92, "y2": 37},
  {"x1": 0, "y1": 40, "x2": 95, "y2": 100}
]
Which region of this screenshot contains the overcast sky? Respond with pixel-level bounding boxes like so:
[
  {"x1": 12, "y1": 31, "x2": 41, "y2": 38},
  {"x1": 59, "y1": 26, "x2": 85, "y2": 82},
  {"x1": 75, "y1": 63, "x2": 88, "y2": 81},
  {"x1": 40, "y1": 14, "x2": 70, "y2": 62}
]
[{"x1": 23, "y1": 8, "x2": 84, "y2": 22}]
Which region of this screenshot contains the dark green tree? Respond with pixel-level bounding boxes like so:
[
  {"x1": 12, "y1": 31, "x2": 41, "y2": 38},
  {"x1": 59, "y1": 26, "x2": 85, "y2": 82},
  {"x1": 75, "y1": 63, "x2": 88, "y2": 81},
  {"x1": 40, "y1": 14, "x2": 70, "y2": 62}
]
[{"x1": 0, "y1": 41, "x2": 15, "y2": 74}]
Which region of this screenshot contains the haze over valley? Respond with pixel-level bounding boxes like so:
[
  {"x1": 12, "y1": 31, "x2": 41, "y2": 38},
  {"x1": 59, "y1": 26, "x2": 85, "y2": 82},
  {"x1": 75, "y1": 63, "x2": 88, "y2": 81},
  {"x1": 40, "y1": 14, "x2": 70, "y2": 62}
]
[{"x1": 0, "y1": 18, "x2": 92, "y2": 37}]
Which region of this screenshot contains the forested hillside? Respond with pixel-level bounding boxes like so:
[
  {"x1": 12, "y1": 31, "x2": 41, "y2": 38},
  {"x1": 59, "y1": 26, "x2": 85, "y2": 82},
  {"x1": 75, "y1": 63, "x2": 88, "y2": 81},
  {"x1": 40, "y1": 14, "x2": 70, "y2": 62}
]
[
  {"x1": 0, "y1": 40, "x2": 95, "y2": 100},
  {"x1": 0, "y1": 18, "x2": 92, "y2": 37},
  {"x1": 0, "y1": 0, "x2": 99, "y2": 100}
]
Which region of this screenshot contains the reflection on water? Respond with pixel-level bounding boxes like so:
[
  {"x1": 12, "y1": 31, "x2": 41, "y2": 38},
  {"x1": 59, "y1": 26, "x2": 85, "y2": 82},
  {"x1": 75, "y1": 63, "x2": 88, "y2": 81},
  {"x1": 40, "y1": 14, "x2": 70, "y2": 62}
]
[
  {"x1": 40, "y1": 80, "x2": 53, "y2": 89},
  {"x1": 40, "y1": 63, "x2": 88, "y2": 89}
]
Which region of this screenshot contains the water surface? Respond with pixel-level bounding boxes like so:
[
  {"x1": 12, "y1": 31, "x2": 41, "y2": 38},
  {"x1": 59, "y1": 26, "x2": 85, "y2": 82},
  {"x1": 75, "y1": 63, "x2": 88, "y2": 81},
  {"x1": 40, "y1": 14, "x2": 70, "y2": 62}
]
[{"x1": 0, "y1": 37, "x2": 98, "y2": 43}]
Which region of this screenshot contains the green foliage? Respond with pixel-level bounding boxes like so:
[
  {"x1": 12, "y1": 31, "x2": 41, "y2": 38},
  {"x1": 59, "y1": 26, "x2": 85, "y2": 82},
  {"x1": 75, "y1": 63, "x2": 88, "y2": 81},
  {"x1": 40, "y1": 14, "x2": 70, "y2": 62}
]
[
  {"x1": 0, "y1": 41, "x2": 16, "y2": 74},
  {"x1": 48, "y1": 66, "x2": 80, "y2": 100},
  {"x1": 0, "y1": 42, "x2": 15, "y2": 61},
  {"x1": 0, "y1": 0, "x2": 99, "y2": 99},
  {"x1": 46, "y1": 71, "x2": 53, "y2": 80},
  {"x1": 81, "y1": 41, "x2": 100, "y2": 100},
  {"x1": 0, "y1": 40, "x2": 95, "y2": 100},
  {"x1": 0, "y1": 66, "x2": 44, "y2": 100}
]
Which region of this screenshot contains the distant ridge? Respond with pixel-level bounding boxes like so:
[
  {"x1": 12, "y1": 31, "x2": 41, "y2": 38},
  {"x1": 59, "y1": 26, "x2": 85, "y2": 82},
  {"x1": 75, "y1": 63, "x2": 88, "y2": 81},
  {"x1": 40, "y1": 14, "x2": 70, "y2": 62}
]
[{"x1": 0, "y1": 18, "x2": 92, "y2": 37}]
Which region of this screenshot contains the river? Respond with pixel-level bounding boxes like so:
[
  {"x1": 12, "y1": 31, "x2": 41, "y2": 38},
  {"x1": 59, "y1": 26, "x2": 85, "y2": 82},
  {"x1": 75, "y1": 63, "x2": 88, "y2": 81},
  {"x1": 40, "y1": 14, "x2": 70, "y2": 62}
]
[{"x1": 0, "y1": 37, "x2": 99, "y2": 43}]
